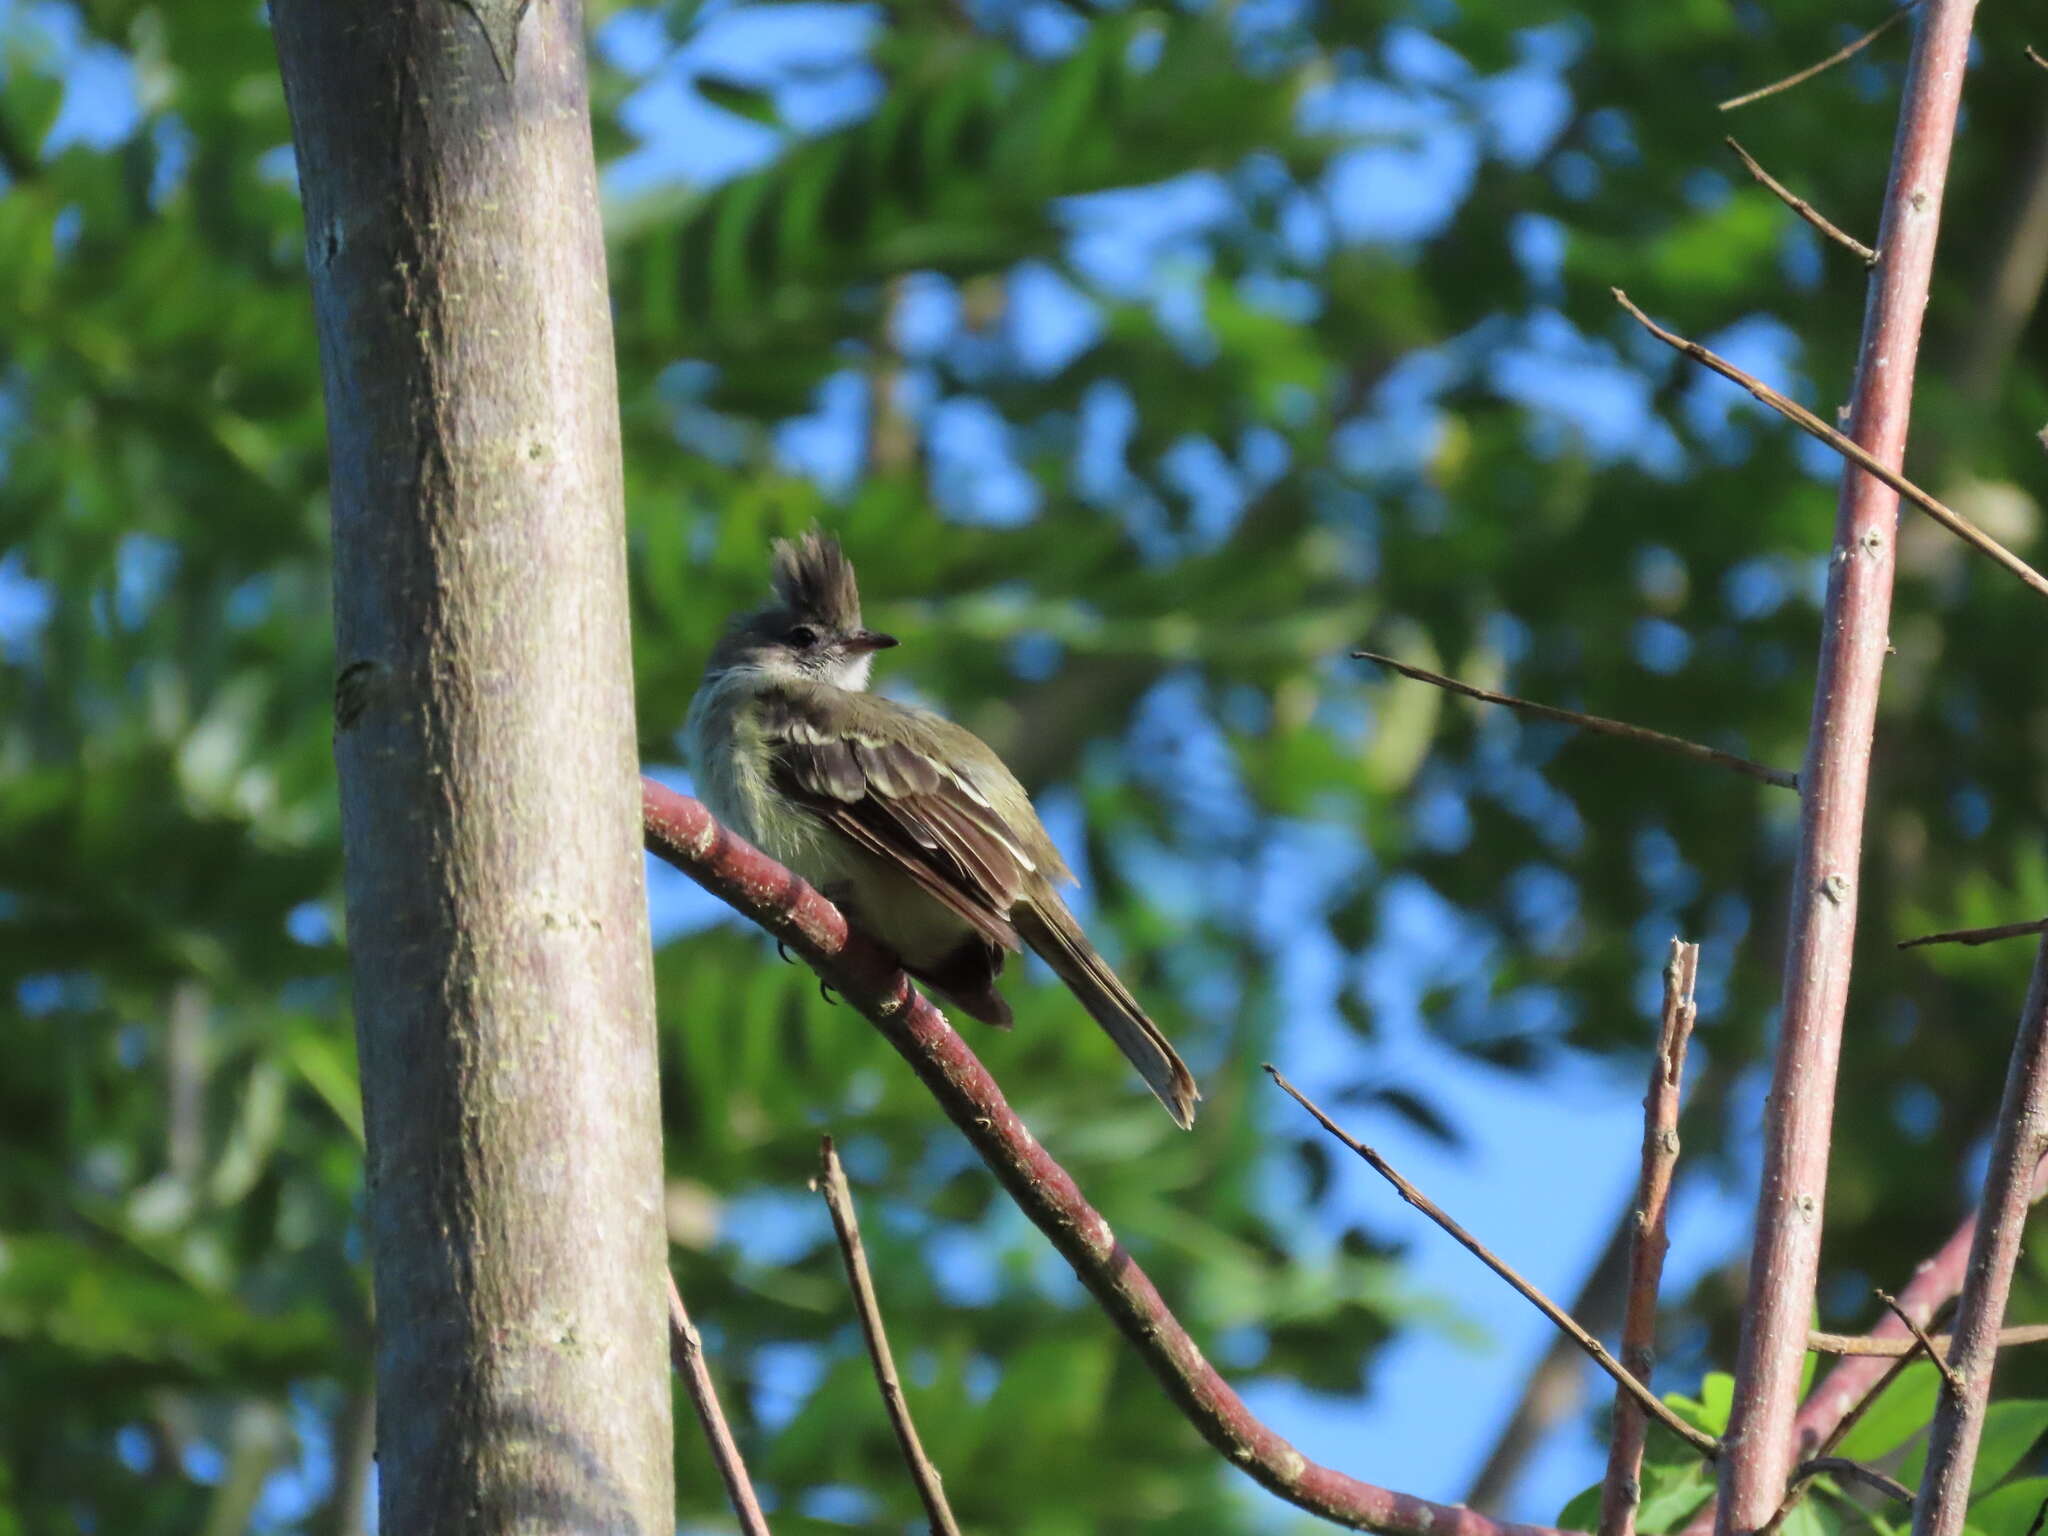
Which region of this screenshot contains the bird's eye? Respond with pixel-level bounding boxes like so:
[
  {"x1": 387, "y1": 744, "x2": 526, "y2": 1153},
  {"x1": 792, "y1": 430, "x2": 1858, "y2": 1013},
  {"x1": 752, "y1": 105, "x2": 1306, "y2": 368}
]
[{"x1": 785, "y1": 624, "x2": 820, "y2": 649}]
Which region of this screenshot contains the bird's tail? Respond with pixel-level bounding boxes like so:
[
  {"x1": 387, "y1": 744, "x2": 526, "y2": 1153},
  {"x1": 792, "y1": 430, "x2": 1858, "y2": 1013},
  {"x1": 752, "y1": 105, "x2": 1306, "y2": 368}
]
[{"x1": 1014, "y1": 901, "x2": 1200, "y2": 1129}]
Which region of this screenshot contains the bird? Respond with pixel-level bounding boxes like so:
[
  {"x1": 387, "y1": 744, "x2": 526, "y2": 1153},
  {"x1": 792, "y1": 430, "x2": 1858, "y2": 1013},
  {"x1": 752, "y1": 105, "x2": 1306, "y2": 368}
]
[{"x1": 684, "y1": 530, "x2": 1200, "y2": 1128}]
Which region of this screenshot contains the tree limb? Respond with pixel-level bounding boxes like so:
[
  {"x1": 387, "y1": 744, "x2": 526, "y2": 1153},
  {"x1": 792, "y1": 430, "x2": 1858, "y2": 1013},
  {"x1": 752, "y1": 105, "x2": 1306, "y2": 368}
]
[
  {"x1": 641, "y1": 778, "x2": 1570, "y2": 1536},
  {"x1": 1702, "y1": 2, "x2": 1987, "y2": 1529}
]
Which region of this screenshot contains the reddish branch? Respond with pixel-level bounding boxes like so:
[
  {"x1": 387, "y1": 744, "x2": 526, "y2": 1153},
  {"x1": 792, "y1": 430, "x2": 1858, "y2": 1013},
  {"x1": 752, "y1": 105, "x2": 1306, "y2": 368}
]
[
  {"x1": 1912, "y1": 938, "x2": 2048, "y2": 1536},
  {"x1": 1600, "y1": 941, "x2": 1702, "y2": 1536},
  {"x1": 1707, "y1": 3, "x2": 1984, "y2": 1530},
  {"x1": 816, "y1": 1137, "x2": 964, "y2": 1536},
  {"x1": 666, "y1": 1271, "x2": 774, "y2": 1536},
  {"x1": 642, "y1": 779, "x2": 1567, "y2": 1536}
]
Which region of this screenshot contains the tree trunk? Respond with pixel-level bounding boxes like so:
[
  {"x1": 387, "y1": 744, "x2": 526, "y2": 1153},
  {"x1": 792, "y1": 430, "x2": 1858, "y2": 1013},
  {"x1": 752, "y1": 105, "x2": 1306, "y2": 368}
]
[{"x1": 271, "y1": 5, "x2": 673, "y2": 1532}]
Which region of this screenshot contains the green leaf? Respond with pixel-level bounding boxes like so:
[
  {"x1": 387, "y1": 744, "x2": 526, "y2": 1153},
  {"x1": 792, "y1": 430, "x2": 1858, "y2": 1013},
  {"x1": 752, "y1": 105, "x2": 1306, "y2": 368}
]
[
  {"x1": 1901, "y1": 1400, "x2": 2048, "y2": 1496},
  {"x1": 1780, "y1": 1497, "x2": 1833, "y2": 1536},
  {"x1": 1968, "y1": 1477, "x2": 2048, "y2": 1536},
  {"x1": 1557, "y1": 1481, "x2": 1601, "y2": 1532},
  {"x1": 1667, "y1": 1371, "x2": 1736, "y2": 1435},
  {"x1": 1639, "y1": 1461, "x2": 1715, "y2": 1534},
  {"x1": 1838, "y1": 1360, "x2": 1942, "y2": 1462}
]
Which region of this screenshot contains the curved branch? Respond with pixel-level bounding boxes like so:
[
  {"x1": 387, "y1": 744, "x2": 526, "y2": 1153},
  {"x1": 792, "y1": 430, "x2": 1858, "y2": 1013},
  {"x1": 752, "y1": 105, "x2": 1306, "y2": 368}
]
[{"x1": 643, "y1": 778, "x2": 1568, "y2": 1536}]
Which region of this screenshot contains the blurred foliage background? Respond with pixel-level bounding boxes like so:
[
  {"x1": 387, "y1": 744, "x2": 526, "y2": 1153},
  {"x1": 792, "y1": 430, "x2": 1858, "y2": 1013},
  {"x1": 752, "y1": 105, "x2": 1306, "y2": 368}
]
[{"x1": 3, "y1": 0, "x2": 2047, "y2": 1530}]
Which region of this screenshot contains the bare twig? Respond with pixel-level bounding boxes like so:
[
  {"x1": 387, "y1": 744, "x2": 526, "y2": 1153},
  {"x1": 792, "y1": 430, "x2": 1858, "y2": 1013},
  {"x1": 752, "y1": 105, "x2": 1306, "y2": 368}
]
[
  {"x1": 1878, "y1": 1289, "x2": 1964, "y2": 1393},
  {"x1": 642, "y1": 780, "x2": 1568, "y2": 1536},
  {"x1": 1711, "y1": 3, "x2": 1985, "y2": 1530},
  {"x1": 1900, "y1": 918, "x2": 2048, "y2": 950},
  {"x1": 1265, "y1": 1064, "x2": 1719, "y2": 1460},
  {"x1": 1725, "y1": 138, "x2": 1878, "y2": 264},
  {"x1": 1913, "y1": 936, "x2": 2048, "y2": 1536},
  {"x1": 1719, "y1": 5, "x2": 1915, "y2": 112},
  {"x1": 1809, "y1": 1322, "x2": 2048, "y2": 1356},
  {"x1": 666, "y1": 1270, "x2": 773, "y2": 1536},
  {"x1": 1600, "y1": 940, "x2": 1703, "y2": 1536},
  {"x1": 2029, "y1": 44, "x2": 2047, "y2": 71},
  {"x1": 1614, "y1": 290, "x2": 2048, "y2": 603},
  {"x1": 1795, "y1": 1458, "x2": 1914, "y2": 1506},
  {"x1": 1353, "y1": 650, "x2": 1796, "y2": 789},
  {"x1": 816, "y1": 1137, "x2": 964, "y2": 1536}
]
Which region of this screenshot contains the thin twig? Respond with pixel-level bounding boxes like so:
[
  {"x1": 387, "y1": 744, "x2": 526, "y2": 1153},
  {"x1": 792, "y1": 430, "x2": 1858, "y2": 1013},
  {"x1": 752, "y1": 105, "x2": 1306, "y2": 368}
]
[
  {"x1": 1352, "y1": 650, "x2": 1796, "y2": 789},
  {"x1": 1265, "y1": 1064, "x2": 1719, "y2": 1460},
  {"x1": 666, "y1": 1270, "x2": 773, "y2": 1536},
  {"x1": 639, "y1": 782, "x2": 1566, "y2": 1536},
  {"x1": 816, "y1": 1137, "x2": 964, "y2": 1536},
  {"x1": 1614, "y1": 290, "x2": 2048, "y2": 603},
  {"x1": 1600, "y1": 940, "x2": 1703, "y2": 1536},
  {"x1": 1878, "y1": 1289, "x2": 1964, "y2": 1393},
  {"x1": 2029, "y1": 44, "x2": 2047, "y2": 71},
  {"x1": 1912, "y1": 936, "x2": 2048, "y2": 1536},
  {"x1": 1795, "y1": 1458, "x2": 1914, "y2": 1506},
  {"x1": 1725, "y1": 138, "x2": 1878, "y2": 264},
  {"x1": 1719, "y1": 5, "x2": 1916, "y2": 112},
  {"x1": 1809, "y1": 1321, "x2": 2048, "y2": 1356},
  {"x1": 1900, "y1": 918, "x2": 2048, "y2": 950}
]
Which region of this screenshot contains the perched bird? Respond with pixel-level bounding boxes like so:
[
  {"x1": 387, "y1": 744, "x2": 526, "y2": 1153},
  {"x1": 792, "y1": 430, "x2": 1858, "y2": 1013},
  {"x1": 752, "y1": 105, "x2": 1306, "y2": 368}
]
[{"x1": 685, "y1": 531, "x2": 1200, "y2": 1127}]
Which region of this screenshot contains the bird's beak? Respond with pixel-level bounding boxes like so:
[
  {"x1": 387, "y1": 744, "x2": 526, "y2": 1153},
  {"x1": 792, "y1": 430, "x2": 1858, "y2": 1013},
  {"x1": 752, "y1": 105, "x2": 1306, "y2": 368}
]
[{"x1": 845, "y1": 628, "x2": 898, "y2": 653}]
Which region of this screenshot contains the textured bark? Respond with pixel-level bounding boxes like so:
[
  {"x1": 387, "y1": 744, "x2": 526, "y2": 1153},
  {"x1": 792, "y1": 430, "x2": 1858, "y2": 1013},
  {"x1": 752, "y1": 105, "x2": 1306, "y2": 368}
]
[
  {"x1": 271, "y1": 6, "x2": 672, "y2": 1532},
  {"x1": 1717, "y1": 4, "x2": 1980, "y2": 1531}
]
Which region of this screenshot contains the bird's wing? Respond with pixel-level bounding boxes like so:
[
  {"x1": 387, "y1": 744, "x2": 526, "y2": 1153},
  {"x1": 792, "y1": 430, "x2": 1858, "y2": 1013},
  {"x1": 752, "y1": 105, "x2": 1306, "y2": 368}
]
[{"x1": 760, "y1": 689, "x2": 1036, "y2": 951}]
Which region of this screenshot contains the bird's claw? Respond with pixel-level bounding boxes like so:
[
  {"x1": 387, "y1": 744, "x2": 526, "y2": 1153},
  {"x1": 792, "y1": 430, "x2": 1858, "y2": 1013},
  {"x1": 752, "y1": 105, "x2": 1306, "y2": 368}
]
[
  {"x1": 819, "y1": 980, "x2": 839, "y2": 1006},
  {"x1": 776, "y1": 941, "x2": 795, "y2": 964}
]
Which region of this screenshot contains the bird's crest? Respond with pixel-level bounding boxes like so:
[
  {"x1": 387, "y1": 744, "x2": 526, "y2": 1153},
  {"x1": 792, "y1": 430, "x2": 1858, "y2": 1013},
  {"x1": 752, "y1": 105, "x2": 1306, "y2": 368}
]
[{"x1": 770, "y1": 529, "x2": 863, "y2": 628}]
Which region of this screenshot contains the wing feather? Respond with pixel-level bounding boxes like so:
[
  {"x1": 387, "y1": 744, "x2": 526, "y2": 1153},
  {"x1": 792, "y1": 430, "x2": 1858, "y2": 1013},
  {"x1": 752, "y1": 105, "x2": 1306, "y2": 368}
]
[{"x1": 764, "y1": 692, "x2": 1032, "y2": 951}]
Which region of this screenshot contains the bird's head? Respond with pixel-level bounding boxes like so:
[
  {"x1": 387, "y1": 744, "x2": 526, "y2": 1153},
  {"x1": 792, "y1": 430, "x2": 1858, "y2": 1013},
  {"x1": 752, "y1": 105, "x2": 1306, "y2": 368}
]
[{"x1": 706, "y1": 529, "x2": 898, "y2": 691}]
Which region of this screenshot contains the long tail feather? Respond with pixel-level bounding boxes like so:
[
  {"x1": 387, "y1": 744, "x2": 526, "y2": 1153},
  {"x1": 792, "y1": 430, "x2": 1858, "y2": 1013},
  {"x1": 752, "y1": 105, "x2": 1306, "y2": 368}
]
[{"x1": 1014, "y1": 901, "x2": 1199, "y2": 1129}]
